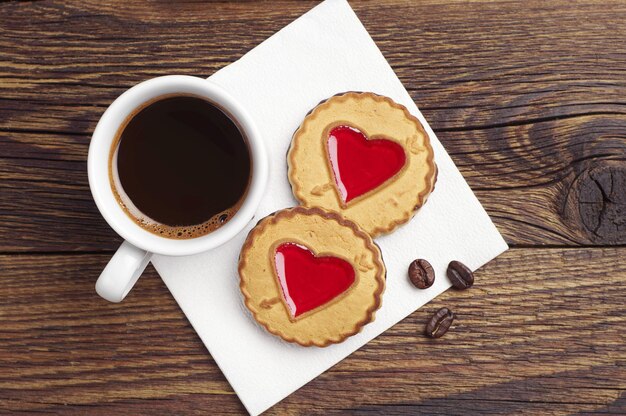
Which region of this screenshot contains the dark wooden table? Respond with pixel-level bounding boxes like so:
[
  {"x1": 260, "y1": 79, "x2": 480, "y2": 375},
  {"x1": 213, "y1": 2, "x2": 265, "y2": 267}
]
[{"x1": 1, "y1": 1, "x2": 625, "y2": 414}]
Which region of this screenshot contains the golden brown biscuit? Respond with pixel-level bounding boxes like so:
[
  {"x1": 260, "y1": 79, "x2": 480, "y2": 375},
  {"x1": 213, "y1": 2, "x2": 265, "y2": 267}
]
[
  {"x1": 238, "y1": 207, "x2": 385, "y2": 347},
  {"x1": 288, "y1": 92, "x2": 437, "y2": 236}
]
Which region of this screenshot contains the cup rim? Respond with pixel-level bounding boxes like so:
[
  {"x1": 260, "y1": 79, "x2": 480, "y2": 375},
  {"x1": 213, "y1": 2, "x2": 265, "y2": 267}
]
[{"x1": 88, "y1": 75, "x2": 268, "y2": 256}]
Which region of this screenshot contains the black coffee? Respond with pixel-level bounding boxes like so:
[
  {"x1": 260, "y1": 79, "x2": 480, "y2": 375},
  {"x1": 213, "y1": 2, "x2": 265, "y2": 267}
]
[{"x1": 110, "y1": 95, "x2": 250, "y2": 239}]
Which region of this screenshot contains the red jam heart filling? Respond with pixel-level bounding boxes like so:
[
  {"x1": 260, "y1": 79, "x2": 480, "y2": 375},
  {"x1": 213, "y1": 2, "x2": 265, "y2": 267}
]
[
  {"x1": 327, "y1": 125, "x2": 406, "y2": 204},
  {"x1": 274, "y1": 242, "x2": 355, "y2": 319}
]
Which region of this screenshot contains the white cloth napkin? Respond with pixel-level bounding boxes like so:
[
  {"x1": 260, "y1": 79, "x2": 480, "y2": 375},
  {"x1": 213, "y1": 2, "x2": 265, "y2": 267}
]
[{"x1": 152, "y1": 0, "x2": 508, "y2": 414}]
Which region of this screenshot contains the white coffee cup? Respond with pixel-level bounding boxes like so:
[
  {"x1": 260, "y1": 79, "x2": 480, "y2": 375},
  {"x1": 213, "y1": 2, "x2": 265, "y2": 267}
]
[{"x1": 88, "y1": 75, "x2": 268, "y2": 302}]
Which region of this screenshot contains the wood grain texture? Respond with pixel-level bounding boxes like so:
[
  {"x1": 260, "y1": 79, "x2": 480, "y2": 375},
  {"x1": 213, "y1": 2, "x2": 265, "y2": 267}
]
[
  {"x1": 0, "y1": 248, "x2": 624, "y2": 415},
  {"x1": 1, "y1": 0, "x2": 625, "y2": 414},
  {"x1": 2, "y1": 0, "x2": 626, "y2": 250}
]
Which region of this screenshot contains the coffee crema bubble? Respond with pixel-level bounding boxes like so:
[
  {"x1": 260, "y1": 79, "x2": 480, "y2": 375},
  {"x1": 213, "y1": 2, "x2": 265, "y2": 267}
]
[{"x1": 109, "y1": 95, "x2": 251, "y2": 240}]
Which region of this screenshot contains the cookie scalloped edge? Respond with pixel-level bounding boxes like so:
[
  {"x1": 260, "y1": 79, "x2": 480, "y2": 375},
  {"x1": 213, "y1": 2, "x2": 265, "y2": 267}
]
[
  {"x1": 238, "y1": 206, "x2": 386, "y2": 347},
  {"x1": 287, "y1": 92, "x2": 438, "y2": 237}
]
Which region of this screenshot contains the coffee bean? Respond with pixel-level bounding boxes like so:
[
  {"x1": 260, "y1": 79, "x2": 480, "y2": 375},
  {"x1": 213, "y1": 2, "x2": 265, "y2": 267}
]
[
  {"x1": 425, "y1": 307, "x2": 455, "y2": 338},
  {"x1": 447, "y1": 260, "x2": 474, "y2": 290},
  {"x1": 408, "y1": 259, "x2": 435, "y2": 289}
]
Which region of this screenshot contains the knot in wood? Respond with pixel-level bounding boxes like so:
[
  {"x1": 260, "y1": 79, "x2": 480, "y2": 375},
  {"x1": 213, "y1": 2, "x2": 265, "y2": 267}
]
[{"x1": 573, "y1": 163, "x2": 626, "y2": 243}]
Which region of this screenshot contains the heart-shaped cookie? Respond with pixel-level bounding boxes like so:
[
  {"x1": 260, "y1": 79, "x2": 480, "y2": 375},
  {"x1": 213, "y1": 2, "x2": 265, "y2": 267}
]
[
  {"x1": 274, "y1": 242, "x2": 355, "y2": 318},
  {"x1": 288, "y1": 92, "x2": 437, "y2": 236},
  {"x1": 327, "y1": 125, "x2": 406, "y2": 204},
  {"x1": 238, "y1": 207, "x2": 385, "y2": 347}
]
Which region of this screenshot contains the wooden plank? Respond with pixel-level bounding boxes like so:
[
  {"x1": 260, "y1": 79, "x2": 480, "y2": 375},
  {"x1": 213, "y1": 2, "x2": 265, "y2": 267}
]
[
  {"x1": 2, "y1": 109, "x2": 626, "y2": 252},
  {"x1": 0, "y1": 1, "x2": 626, "y2": 251},
  {"x1": 0, "y1": 247, "x2": 624, "y2": 414},
  {"x1": 1, "y1": 0, "x2": 626, "y2": 251},
  {"x1": 1, "y1": 0, "x2": 625, "y2": 133},
  {"x1": 0, "y1": 132, "x2": 121, "y2": 252}
]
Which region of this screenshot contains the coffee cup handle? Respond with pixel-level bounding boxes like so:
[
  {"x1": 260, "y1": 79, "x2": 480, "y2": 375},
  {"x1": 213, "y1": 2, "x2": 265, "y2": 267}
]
[{"x1": 95, "y1": 241, "x2": 152, "y2": 303}]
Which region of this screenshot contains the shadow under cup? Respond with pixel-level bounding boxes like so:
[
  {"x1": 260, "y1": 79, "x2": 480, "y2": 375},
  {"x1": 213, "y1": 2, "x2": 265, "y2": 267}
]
[{"x1": 108, "y1": 94, "x2": 252, "y2": 240}]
